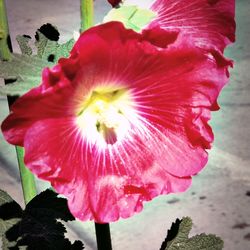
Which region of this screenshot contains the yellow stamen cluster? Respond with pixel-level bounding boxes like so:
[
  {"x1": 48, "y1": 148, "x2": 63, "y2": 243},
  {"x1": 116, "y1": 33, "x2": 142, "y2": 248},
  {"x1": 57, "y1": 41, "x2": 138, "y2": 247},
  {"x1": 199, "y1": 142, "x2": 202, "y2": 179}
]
[{"x1": 76, "y1": 86, "x2": 134, "y2": 147}]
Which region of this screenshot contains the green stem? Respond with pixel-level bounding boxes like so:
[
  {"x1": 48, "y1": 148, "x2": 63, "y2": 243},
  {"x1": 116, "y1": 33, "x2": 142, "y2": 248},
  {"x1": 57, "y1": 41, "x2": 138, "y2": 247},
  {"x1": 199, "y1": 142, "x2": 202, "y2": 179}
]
[
  {"x1": 16, "y1": 147, "x2": 37, "y2": 204},
  {"x1": 0, "y1": 0, "x2": 37, "y2": 205},
  {"x1": 80, "y1": 0, "x2": 94, "y2": 32},
  {"x1": 0, "y1": 0, "x2": 11, "y2": 59}
]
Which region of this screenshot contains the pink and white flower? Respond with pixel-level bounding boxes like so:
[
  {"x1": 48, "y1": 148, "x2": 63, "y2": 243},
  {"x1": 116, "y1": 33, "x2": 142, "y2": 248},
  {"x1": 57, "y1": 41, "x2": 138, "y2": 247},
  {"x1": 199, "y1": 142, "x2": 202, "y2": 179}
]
[{"x1": 1, "y1": 22, "x2": 231, "y2": 222}]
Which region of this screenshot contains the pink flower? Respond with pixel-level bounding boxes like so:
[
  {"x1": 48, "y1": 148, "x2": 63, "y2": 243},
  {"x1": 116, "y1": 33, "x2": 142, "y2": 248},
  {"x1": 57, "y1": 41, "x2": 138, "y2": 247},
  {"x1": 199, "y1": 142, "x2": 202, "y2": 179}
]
[
  {"x1": 108, "y1": 0, "x2": 235, "y2": 53},
  {"x1": 1, "y1": 22, "x2": 231, "y2": 223}
]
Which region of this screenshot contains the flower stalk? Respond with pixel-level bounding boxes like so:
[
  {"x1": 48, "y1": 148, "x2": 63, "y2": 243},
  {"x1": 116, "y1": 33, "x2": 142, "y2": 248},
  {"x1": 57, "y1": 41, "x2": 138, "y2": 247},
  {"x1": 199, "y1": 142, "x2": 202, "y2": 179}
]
[
  {"x1": 0, "y1": 0, "x2": 11, "y2": 60},
  {"x1": 0, "y1": 0, "x2": 36, "y2": 205},
  {"x1": 95, "y1": 223, "x2": 112, "y2": 250},
  {"x1": 15, "y1": 146, "x2": 37, "y2": 204},
  {"x1": 80, "y1": 0, "x2": 94, "y2": 32}
]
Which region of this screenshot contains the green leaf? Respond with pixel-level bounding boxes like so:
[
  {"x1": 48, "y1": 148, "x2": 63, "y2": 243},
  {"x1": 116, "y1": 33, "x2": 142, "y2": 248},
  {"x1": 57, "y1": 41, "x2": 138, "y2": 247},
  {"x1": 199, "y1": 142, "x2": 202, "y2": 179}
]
[
  {"x1": 104, "y1": 5, "x2": 156, "y2": 32},
  {"x1": 3, "y1": 189, "x2": 84, "y2": 250},
  {"x1": 16, "y1": 35, "x2": 32, "y2": 56},
  {"x1": 0, "y1": 24, "x2": 74, "y2": 96},
  {"x1": 0, "y1": 190, "x2": 22, "y2": 250},
  {"x1": 160, "y1": 217, "x2": 224, "y2": 250},
  {"x1": 0, "y1": 53, "x2": 53, "y2": 96},
  {"x1": 25, "y1": 189, "x2": 75, "y2": 222},
  {"x1": 0, "y1": 189, "x2": 14, "y2": 205},
  {"x1": 0, "y1": 189, "x2": 84, "y2": 250},
  {"x1": 185, "y1": 234, "x2": 224, "y2": 250},
  {"x1": 35, "y1": 31, "x2": 74, "y2": 63}
]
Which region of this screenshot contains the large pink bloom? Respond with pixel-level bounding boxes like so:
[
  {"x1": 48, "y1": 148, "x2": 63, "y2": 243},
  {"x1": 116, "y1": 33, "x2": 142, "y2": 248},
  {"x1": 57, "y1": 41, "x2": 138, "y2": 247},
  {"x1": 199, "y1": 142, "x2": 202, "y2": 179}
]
[
  {"x1": 1, "y1": 22, "x2": 231, "y2": 223},
  {"x1": 108, "y1": 0, "x2": 235, "y2": 52}
]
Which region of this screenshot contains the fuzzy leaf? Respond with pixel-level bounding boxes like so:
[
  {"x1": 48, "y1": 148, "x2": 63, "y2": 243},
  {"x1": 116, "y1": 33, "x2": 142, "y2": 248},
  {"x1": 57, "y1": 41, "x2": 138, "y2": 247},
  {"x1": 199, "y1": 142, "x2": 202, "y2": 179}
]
[
  {"x1": 24, "y1": 189, "x2": 75, "y2": 222},
  {"x1": 0, "y1": 54, "x2": 53, "y2": 96},
  {"x1": 4, "y1": 189, "x2": 84, "y2": 250},
  {"x1": 160, "y1": 217, "x2": 224, "y2": 250},
  {"x1": 0, "y1": 24, "x2": 74, "y2": 96},
  {"x1": 0, "y1": 189, "x2": 14, "y2": 205},
  {"x1": 0, "y1": 190, "x2": 22, "y2": 250},
  {"x1": 0, "y1": 189, "x2": 84, "y2": 249},
  {"x1": 104, "y1": 5, "x2": 156, "y2": 32},
  {"x1": 185, "y1": 234, "x2": 224, "y2": 250},
  {"x1": 35, "y1": 31, "x2": 74, "y2": 63}
]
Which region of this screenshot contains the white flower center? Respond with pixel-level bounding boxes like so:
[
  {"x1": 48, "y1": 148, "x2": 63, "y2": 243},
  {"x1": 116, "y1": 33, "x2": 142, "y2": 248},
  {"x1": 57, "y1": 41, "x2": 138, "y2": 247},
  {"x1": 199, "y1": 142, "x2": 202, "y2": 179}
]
[{"x1": 76, "y1": 87, "x2": 135, "y2": 148}]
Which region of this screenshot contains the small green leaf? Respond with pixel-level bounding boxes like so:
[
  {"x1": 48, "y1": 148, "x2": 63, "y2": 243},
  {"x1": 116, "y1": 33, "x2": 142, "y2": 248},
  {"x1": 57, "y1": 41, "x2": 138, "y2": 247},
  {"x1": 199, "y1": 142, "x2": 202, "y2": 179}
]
[
  {"x1": 129, "y1": 8, "x2": 156, "y2": 30},
  {"x1": 16, "y1": 35, "x2": 32, "y2": 56},
  {"x1": 104, "y1": 5, "x2": 156, "y2": 32},
  {"x1": 160, "y1": 217, "x2": 224, "y2": 250}
]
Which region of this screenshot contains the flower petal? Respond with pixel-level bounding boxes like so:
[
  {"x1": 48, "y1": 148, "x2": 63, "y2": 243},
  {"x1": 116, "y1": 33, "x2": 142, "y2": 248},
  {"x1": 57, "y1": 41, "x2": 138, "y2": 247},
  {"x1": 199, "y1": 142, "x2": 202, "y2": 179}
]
[
  {"x1": 148, "y1": 0, "x2": 235, "y2": 52},
  {"x1": 1, "y1": 77, "x2": 75, "y2": 146},
  {"x1": 23, "y1": 118, "x2": 192, "y2": 222}
]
